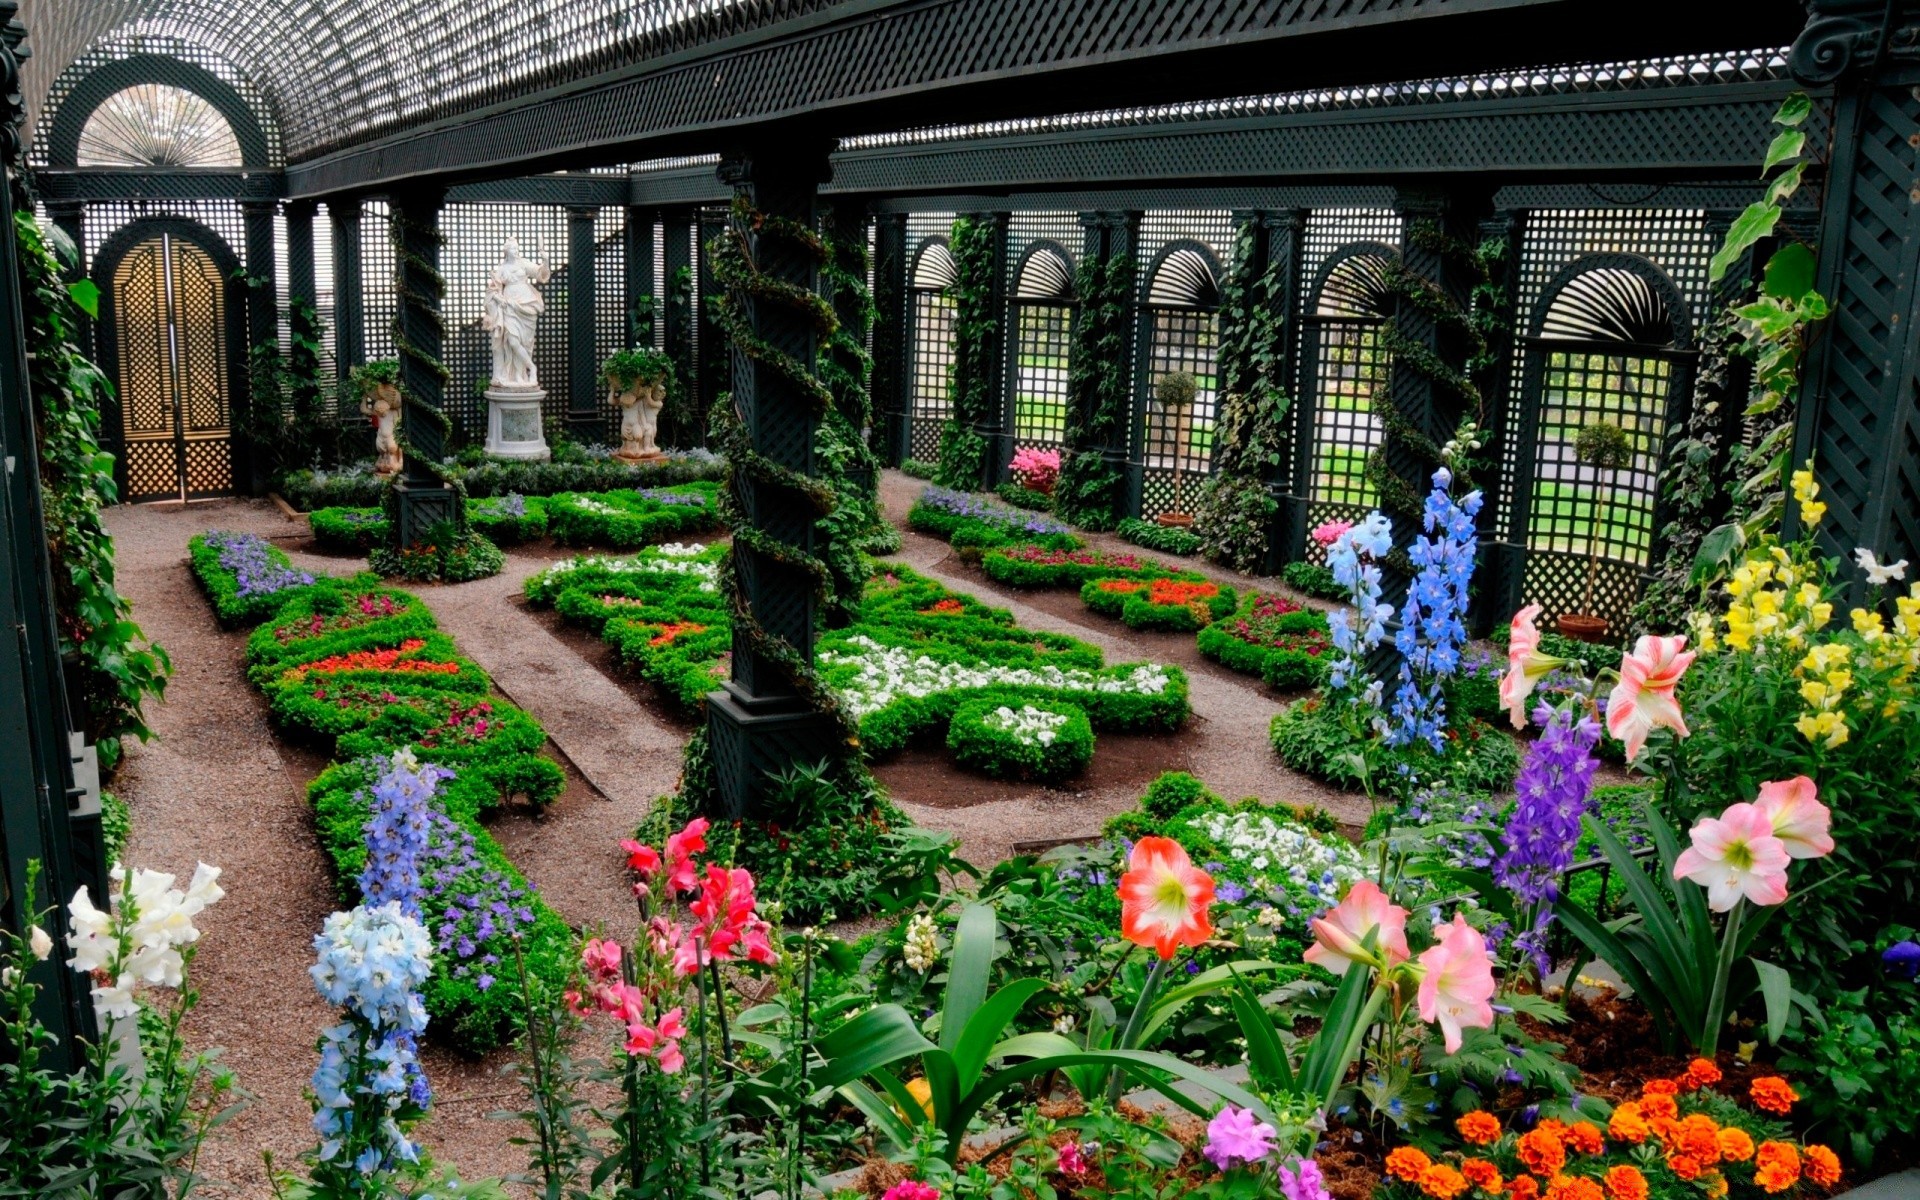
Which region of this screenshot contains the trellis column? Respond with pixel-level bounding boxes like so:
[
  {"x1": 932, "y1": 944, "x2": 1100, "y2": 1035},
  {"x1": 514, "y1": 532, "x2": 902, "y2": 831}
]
[
  {"x1": 697, "y1": 205, "x2": 730, "y2": 441},
  {"x1": 241, "y1": 199, "x2": 280, "y2": 494},
  {"x1": 45, "y1": 198, "x2": 87, "y2": 348},
  {"x1": 1473, "y1": 209, "x2": 1527, "y2": 631},
  {"x1": 284, "y1": 200, "x2": 323, "y2": 427},
  {"x1": 389, "y1": 186, "x2": 457, "y2": 546},
  {"x1": 567, "y1": 205, "x2": 599, "y2": 440},
  {"x1": 1231, "y1": 208, "x2": 1307, "y2": 569},
  {"x1": 705, "y1": 140, "x2": 840, "y2": 819},
  {"x1": 624, "y1": 205, "x2": 654, "y2": 347},
  {"x1": 663, "y1": 211, "x2": 694, "y2": 383},
  {"x1": 1082, "y1": 210, "x2": 1140, "y2": 516},
  {"x1": 1789, "y1": 2, "x2": 1920, "y2": 587},
  {"x1": 961, "y1": 210, "x2": 1010, "y2": 489},
  {"x1": 871, "y1": 212, "x2": 909, "y2": 465},
  {"x1": 332, "y1": 200, "x2": 366, "y2": 371}
]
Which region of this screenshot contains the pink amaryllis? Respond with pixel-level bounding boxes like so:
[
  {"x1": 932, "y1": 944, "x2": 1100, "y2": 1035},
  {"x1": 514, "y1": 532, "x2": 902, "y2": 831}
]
[
  {"x1": 1117, "y1": 837, "x2": 1216, "y2": 960},
  {"x1": 1606, "y1": 635, "x2": 1696, "y2": 760},
  {"x1": 1499, "y1": 605, "x2": 1566, "y2": 730},
  {"x1": 1673, "y1": 802, "x2": 1791, "y2": 912},
  {"x1": 1304, "y1": 880, "x2": 1410, "y2": 976},
  {"x1": 1416, "y1": 914, "x2": 1497, "y2": 1053},
  {"x1": 1753, "y1": 775, "x2": 1834, "y2": 860}
]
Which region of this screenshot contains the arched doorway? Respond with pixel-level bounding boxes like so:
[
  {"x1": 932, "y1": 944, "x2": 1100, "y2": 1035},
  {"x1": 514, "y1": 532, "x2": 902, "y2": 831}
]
[
  {"x1": 906, "y1": 237, "x2": 958, "y2": 462},
  {"x1": 1136, "y1": 241, "x2": 1222, "y2": 519},
  {"x1": 1294, "y1": 241, "x2": 1398, "y2": 560},
  {"x1": 1006, "y1": 240, "x2": 1076, "y2": 453},
  {"x1": 93, "y1": 220, "x2": 246, "y2": 502}
]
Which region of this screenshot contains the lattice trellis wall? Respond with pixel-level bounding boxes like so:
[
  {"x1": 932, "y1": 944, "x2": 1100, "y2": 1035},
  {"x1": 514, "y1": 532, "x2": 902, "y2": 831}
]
[
  {"x1": 31, "y1": 34, "x2": 284, "y2": 166},
  {"x1": 1005, "y1": 213, "x2": 1080, "y2": 456},
  {"x1": 440, "y1": 203, "x2": 572, "y2": 439},
  {"x1": 1134, "y1": 211, "x2": 1232, "y2": 519},
  {"x1": 905, "y1": 212, "x2": 957, "y2": 462},
  {"x1": 360, "y1": 199, "x2": 397, "y2": 364}
]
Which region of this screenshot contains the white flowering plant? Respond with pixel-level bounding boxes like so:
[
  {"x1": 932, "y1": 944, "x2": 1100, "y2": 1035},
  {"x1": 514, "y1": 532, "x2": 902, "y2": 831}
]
[
  {"x1": 945, "y1": 697, "x2": 1096, "y2": 783},
  {"x1": 523, "y1": 543, "x2": 724, "y2": 605}
]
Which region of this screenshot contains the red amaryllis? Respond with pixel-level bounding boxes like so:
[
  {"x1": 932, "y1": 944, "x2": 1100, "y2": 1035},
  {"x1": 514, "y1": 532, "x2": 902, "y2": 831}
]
[{"x1": 1117, "y1": 836, "x2": 1215, "y2": 959}]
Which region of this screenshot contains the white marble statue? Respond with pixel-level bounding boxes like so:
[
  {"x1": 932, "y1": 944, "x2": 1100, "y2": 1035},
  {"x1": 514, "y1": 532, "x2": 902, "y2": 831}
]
[
  {"x1": 363, "y1": 381, "x2": 403, "y2": 476},
  {"x1": 481, "y1": 236, "x2": 551, "y2": 389},
  {"x1": 611, "y1": 377, "x2": 667, "y2": 462}
]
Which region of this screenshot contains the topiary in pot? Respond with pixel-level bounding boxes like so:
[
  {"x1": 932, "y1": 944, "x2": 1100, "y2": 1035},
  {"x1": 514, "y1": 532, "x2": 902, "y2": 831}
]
[
  {"x1": 1153, "y1": 370, "x2": 1200, "y2": 527},
  {"x1": 1560, "y1": 420, "x2": 1635, "y2": 643}
]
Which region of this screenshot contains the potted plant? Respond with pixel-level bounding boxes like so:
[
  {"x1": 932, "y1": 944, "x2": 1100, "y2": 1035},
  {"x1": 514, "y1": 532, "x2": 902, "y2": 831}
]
[
  {"x1": 1154, "y1": 370, "x2": 1200, "y2": 528},
  {"x1": 1556, "y1": 419, "x2": 1635, "y2": 644}
]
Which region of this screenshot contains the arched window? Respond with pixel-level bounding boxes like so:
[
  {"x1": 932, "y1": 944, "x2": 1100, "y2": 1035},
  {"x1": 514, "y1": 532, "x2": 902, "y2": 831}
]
[
  {"x1": 1007, "y1": 241, "x2": 1075, "y2": 451},
  {"x1": 1515, "y1": 254, "x2": 1696, "y2": 625},
  {"x1": 907, "y1": 238, "x2": 958, "y2": 462},
  {"x1": 76, "y1": 84, "x2": 244, "y2": 167},
  {"x1": 1298, "y1": 243, "x2": 1396, "y2": 547},
  {"x1": 1139, "y1": 242, "x2": 1221, "y2": 518}
]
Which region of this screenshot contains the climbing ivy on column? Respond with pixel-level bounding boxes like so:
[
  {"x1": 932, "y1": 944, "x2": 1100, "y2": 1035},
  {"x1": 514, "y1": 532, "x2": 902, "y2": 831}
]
[
  {"x1": 820, "y1": 225, "x2": 900, "y2": 556},
  {"x1": 1054, "y1": 251, "x2": 1135, "y2": 529},
  {"x1": 933, "y1": 215, "x2": 998, "y2": 489},
  {"x1": 1195, "y1": 221, "x2": 1292, "y2": 571}
]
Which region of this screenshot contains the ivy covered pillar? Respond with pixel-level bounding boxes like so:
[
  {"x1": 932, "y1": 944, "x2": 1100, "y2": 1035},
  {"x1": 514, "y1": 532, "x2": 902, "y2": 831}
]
[
  {"x1": 1218, "y1": 207, "x2": 1305, "y2": 571},
  {"x1": 44, "y1": 199, "x2": 84, "y2": 343},
  {"x1": 283, "y1": 200, "x2": 324, "y2": 438},
  {"x1": 697, "y1": 205, "x2": 730, "y2": 442},
  {"x1": 941, "y1": 210, "x2": 1008, "y2": 490},
  {"x1": 624, "y1": 205, "x2": 654, "y2": 347},
  {"x1": 704, "y1": 140, "x2": 843, "y2": 820},
  {"x1": 1473, "y1": 209, "x2": 1527, "y2": 631},
  {"x1": 389, "y1": 186, "x2": 456, "y2": 546},
  {"x1": 662, "y1": 211, "x2": 694, "y2": 395},
  {"x1": 567, "y1": 205, "x2": 600, "y2": 441},
  {"x1": 240, "y1": 199, "x2": 279, "y2": 494},
  {"x1": 332, "y1": 200, "x2": 366, "y2": 371},
  {"x1": 1055, "y1": 210, "x2": 1139, "y2": 529},
  {"x1": 871, "y1": 212, "x2": 909, "y2": 466}
]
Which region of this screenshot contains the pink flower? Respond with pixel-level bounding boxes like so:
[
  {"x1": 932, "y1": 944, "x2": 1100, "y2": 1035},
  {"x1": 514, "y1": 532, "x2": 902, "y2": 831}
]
[
  {"x1": 1305, "y1": 880, "x2": 1410, "y2": 976},
  {"x1": 1499, "y1": 604, "x2": 1566, "y2": 729},
  {"x1": 1310, "y1": 519, "x2": 1354, "y2": 548},
  {"x1": 1203, "y1": 1104, "x2": 1278, "y2": 1171},
  {"x1": 881, "y1": 1183, "x2": 941, "y2": 1200},
  {"x1": 1606, "y1": 635, "x2": 1695, "y2": 760},
  {"x1": 1753, "y1": 776, "x2": 1833, "y2": 860},
  {"x1": 1674, "y1": 802, "x2": 1791, "y2": 911},
  {"x1": 664, "y1": 818, "x2": 710, "y2": 894},
  {"x1": 621, "y1": 839, "x2": 662, "y2": 875},
  {"x1": 581, "y1": 937, "x2": 623, "y2": 981},
  {"x1": 1057, "y1": 1141, "x2": 1091, "y2": 1177},
  {"x1": 1416, "y1": 914, "x2": 1497, "y2": 1054},
  {"x1": 1117, "y1": 837, "x2": 1216, "y2": 960}
]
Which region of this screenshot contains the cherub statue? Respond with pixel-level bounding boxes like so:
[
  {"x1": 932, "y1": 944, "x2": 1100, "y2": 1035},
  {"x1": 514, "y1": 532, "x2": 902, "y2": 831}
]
[
  {"x1": 612, "y1": 376, "x2": 667, "y2": 462},
  {"x1": 362, "y1": 378, "x2": 403, "y2": 476}
]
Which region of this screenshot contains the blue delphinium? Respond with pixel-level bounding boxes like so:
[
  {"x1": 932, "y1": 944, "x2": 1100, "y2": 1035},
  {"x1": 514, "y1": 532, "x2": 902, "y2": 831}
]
[
  {"x1": 206, "y1": 530, "x2": 315, "y2": 598},
  {"x1": 1492, "y1": 700, "x2": 1602, "y2": 976},
  {"x1": 1388, "y1": 469, "x2": 1482, "y2": 752},
  {"x1": 308, "y1": 902, "x2": 435, "y2": 1188},
  {"x1": 1325, "y1": 512, "x2": 1394, "y2": 708},
  {"x1": 359, "y1": 750, "x2": 448, "y2": 919}
]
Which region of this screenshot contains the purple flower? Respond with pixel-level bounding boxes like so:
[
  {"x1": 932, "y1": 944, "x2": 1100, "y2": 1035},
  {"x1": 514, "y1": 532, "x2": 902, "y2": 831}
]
[
  {"x1": 1884, "y1": 939, "x2": 1920, "y2": 981},
  {"x1": 1216, "y1": 880, "x2": 1248, "y2": 904},
  {"x1": 205, "y1": 531, "x2": 314, "y2": 598},
  {"x1": 1202, "y1": 1105, "x2": 1278, "y2": 1172},
  {"x1": 1493, "y1": 702, "x2": 1602, "y2": 975},
  {"x1": 1278, "y1": 1158, "x2": 1332, "y2": 1200}
]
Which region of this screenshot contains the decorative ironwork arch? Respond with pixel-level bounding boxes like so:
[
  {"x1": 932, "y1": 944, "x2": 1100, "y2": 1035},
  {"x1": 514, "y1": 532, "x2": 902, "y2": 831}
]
[
  {"x1": 911, "y1": 237, "x2": 959, "y2": 290},
  {"x1": 1295, "y1": 240, "x2": 1399, "y2": 539},
  {"x1": 1144, "y1": 239, "x2": 1221, "y2": 308},
  {"x1": 1006, "y1": 239, "x2": 1076, "y2": 452},
  {"x1": 1013, "y1": 239, "x2": 1076, "y2": 301},
  {"x1": 1309, "y1": 240, "x2": 1398, "y2": 318},
  {"x1": 1528, "y1": 251, "x2": 1694, "y2": 350},
  {"x1": 90, "y1": 216, "x2": 249, "y2": 502},
  {"x1": 907, "y1": 235, "x2": 958, "y2": 460},
  {"x1": 42, "y1": 52, "x2": 275, "y2": 168}
]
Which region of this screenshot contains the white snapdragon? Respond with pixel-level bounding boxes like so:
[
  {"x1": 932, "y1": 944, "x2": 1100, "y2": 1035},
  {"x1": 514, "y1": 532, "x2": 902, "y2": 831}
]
[
  {"x1": 982, "y1": 705, "x2": 1071, "y2": 747},
  {"x1": 902, "y1": 912, "x2": 939, "y2": 973},
  {"x1": 67, "y1": 863, "x2": 224, "y2": 1018},
  {"x1": 820, "y1": 636, "x2": 1170, "y2": 719}
]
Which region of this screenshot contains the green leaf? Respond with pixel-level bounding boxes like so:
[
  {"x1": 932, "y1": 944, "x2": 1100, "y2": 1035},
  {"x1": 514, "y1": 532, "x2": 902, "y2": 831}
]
[
  {"x1": 1774, "y1": 91, "x2": 1813, "y2": 128},
  {"x1": 65, "y1": 280, "x2": 101, "y2": 318},
  {"x1": 1556, "y1": 900, "x2": 1678, "y2": 1050},
  {"x1": 1751, "y1": 958, "x2": 1792, "y2": 1044},
  {"x1": 1765, "y1": 162, "x2": 1807, "y2": 207},
  {"x1": 836, "y1": 1079, "x2": 920, "y2": 1152},
  {"x1": 951, "y1": 977, "x2": 1049, "y2": 1094},
  {"x1": 1298, "y1": 962, "x2": 1375, "y2": 1099},
  {"x1": 1691, "y1": 523, "x2": 1744, "y2": 586},
  {"x1": 940, "y1": 902, "x2": 996, "y2": 1051},
  {"x1": 1227, "y1": 968, "x2": 1294, "y2": 1092},
  {"x1": 1762, "y1": 244, "x2": 1818, "y2": 302},
  {"x1": 1709, "y1": 203, "x2": 1783, "y2": 283},
  {"x1": 1762, "y1": 129, "x2": 1807, "y2": 174},
  {"x1": 814, "y1": 1004, "x2": 935, "y2": 1087}
]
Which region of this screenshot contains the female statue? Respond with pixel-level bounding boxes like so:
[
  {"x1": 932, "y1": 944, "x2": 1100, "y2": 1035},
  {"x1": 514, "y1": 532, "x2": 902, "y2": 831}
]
[{"x1": 482, "y1": 236, "x2": 552, "y2": 389}]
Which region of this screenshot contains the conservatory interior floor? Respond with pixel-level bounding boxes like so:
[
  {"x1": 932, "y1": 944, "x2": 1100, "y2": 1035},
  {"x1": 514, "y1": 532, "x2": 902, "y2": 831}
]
[{"x1": 105, "y1": 469, "x2": 1372, "y2": 1195}]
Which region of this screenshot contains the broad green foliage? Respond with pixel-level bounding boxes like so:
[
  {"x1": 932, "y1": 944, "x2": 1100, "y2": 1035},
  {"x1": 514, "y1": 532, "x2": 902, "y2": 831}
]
[{"x1": 1195, "y1": 221, "x2": 1291, "y2": 571}]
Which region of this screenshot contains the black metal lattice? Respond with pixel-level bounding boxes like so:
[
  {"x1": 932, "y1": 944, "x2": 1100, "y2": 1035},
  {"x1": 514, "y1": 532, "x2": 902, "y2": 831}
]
[
  {"x1": 440, "y1": 203, "x2": 574, "y2": 439},
  {"x1": 1137, "y1": 238, "x2": 1223, "y2": 520},
  {"x1": 1298, "y1": 239, "x2": 1398, "y2": 550},
  {"x1": 361, "y1": 199, "x2": 397, "y2": 363},
  {"x1": 906, "y1": 223, "x2": 957, "y2": 462},
  {"x1": 1007, "y1": 238, "x2": 1075, "y2": 453}
]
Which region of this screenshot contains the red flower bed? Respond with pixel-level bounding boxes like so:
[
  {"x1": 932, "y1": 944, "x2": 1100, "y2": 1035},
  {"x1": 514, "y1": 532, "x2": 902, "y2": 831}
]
[
  {"x1": 280, "y1": 638, "x2": 461, "y2": 683},
  {"x1": 1146, "y1": 579, "x2": 1219, "y2": 607}
]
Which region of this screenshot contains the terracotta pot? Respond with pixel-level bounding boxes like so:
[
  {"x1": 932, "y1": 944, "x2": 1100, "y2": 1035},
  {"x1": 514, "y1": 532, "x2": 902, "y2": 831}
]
[
  {"x1": 1556, "y1": 612, "x2": 1611, "y2": 644},
  {"x1": 1156, "y1": 512, "x2": 1195, "y2": 529}
]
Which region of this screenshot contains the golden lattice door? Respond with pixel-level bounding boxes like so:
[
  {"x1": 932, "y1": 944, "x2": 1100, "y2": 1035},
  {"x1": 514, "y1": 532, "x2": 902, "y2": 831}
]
[{"x1": 111, "y1": 234, "x2": 233, "y2": 502}]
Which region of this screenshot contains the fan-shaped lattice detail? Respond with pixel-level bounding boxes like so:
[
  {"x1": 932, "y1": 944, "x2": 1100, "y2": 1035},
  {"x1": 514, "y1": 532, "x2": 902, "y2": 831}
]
[
  {"x1": 1147, "y1": 246, "x2": 1218, "y2": 309},
  {"x1": 911, "y1": 239, "x2": 958, "y2": 290},
  {"x1": 77, "y1": 83, "x2": 243, "y2": 166},
  {"x1": 1314, "y1": 247, "x2": 1396, "y2": 318},
  {"x1": 1015, "y1": 244, "x2": 1074, "y2": 301},
  {"x1": 1539, "y1": 264, "x2": 1678, "y2": 346}
]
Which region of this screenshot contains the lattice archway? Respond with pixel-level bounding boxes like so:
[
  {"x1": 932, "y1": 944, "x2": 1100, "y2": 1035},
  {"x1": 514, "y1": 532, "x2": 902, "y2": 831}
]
[
  {"x1": 1512, "y1": 253, "x2": 1697, "y2": 628},
  {"x1": 1137, "y1": 240, "x2": 1221, "y2": 518},
  {"x1": 41, "y1": 50, "x2": 277, "y2": 168},
  {"x1": 1006, "y1": 239, "x2": 1075, "y2": 453},
  {"x1": 906, "y1": 236, "x2": 958, "y2": 462},
  {"x1": 91, "y1": 217, "x2": 248, "y2": 502},
  {"x1": 1295, "y1": 240, "x2": 1397, "y2": 559}
]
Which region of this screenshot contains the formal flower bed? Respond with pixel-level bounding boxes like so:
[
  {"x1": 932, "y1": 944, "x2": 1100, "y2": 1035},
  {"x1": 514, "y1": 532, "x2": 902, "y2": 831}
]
[
  {"x1": 982, "y1": 542, "x2": 1202, "y2": 589},
  {"x1": 188, "y1": 533, "x2": 571, "y2": 1054},
  {"x1": 1198, "y1": 591, "x2": 1336, "y2": 689},
  {"x1": 276, "y1": 446, "x2": 725, "y2": 509},
  {"x1": 309, "y1": 493, "x2": 551, "y2": 552},
  {"x1": 908, "y1": 485, "x2": 1078, "y2": 549},
  {"x1": 543, "y1": 482, "x2": 723, "y2": 548},
  {"x1": 1080, "y1": 575, "x2": 1239, "y2": 631},
  {"x1": 945, "y1": 698, "x2": 1095, "y2": 782},
  {"x1": 188, "y1": 530, "x2": 332, "y2": 626}
]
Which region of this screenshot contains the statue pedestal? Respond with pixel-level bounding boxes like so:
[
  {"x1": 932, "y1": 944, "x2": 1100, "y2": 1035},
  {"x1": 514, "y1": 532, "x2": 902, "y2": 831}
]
[
  {"x1": 613, "y1": 450, "x2": 669, "y2": 466},
  {"x1": 484, "y1": 383, "x2": 550, "y2": 461}
]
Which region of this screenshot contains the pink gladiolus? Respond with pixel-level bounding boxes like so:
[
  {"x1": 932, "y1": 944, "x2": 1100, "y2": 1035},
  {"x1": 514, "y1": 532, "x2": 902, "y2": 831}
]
[
  {"x1": 1499, "y1": 604, "x2": 1566, "y2": 730},
  {"x1": 1304, "y1": 880, "x2": 1410, "y2": 976},
  {"x1": 1416, "y1": 914, "x2": 1497, "y2": 1054},
  {"x1": 664, "y1": 818, "x2": 710, "y2": 893},
  {"x1": 1310, "y1": 519, "x2": 1354, "y2": 548},
  {"x1": 1674, "y1": 802, "x2": 1791, "y2": 912},
  {"x1": 1753, "y1": 776, "x2": 1834, "y2": 860},
  {"x1": 1606, "y1": 635, "x2": 1695, "y2": 760}
]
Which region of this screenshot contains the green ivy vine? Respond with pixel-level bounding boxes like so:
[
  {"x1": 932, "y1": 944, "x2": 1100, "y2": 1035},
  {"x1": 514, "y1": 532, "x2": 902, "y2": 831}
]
[
  {"x1": 820, "y1": 225, "x2": 898, "y2": 556},
  {"x1": 933, "y1": 216, "x2": 998, "y2": 489},
  {"x1": 1054, "y1": 250, "x2": 1136, "y2": 529},
  {"x1": 13, "y1": 211, "x2": 171, "y2": 772}
]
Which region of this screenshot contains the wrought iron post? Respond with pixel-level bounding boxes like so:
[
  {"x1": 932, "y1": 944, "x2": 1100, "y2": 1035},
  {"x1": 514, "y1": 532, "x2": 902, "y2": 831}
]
[
  {"x1": 705, "y1": 140, "x2": 842, "y2": 819},
  {"x1": 332, "y1": 199, "x2": 366, "y2": 371},
  {"x1": 625, "y1": 205, "x2": 654, "y2": 348},
  {"x1": 1243, "y1": 208, "x2": 1307, "y2": 571},
  {"x1": 0, "y1": 0, "x2": 100, "y2": 1067},
  {"x1": 871, "y1": 212, "x2": 909, "y2": 466},
  {"x1": 962, "y1": 210, "x2": 1010, "y2": 489},
  {"x1": 567, "y1": 204, "x2": 599, "y2": 441},
  {"x1": 389, "y1": 186, "x2": 457, "y2": 545},
  {"x1": 1789, "y1": 0, "x2": 1920, "y2": 587},
  {"x1": 240, "y1": 198, "x2": 279, "y2": 494}
]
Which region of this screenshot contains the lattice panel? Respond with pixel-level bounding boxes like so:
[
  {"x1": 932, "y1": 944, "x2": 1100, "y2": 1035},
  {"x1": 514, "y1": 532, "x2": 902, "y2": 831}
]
[
  {"x1": 1139, "y1": 306, "x2": 1219, "y2": 519},
  {"x1": 440, "y1": 203, "x2": 574, "y2": 440},
  {"x1": 1010, "y1": 303, "x2": 1072, "y2": 453},
  {"x1": 83, "y1": 198, "x2": 250, "y2": 267},
  {"x1": 1304, "y1": 320, "x2": 1389, "y2": 509},
  {"x1": 1007, "y1": 211, "x2": 1082, "y2": 283},
  {"x1": 1522, "y1": 550, "x2": 1645, "y2": 629},
  {"x1": 1300, "y1": 210, "x2": 1403, "y2": 306},
  {"x1": 1523, "y1": 349, "x2": 1675, "y2": 566},
  {"x1": 906, "y1": 212, "x2": 958, "y2": 250},
  {"x1": 596, "y1": 208, "x2": 627, "y2": 365},
  {"x1": 31, "y1": 33, "x2": 283, "y2": 166},
  {"x1": 312, "y1": 200, "x2": 339, "y2": 414},
  {"x1": 361, "y1": 199, "x2": 397, "y2": 363},
  {"x1": 1139, "y1": 210, "x2": 1235, "y2": 279},
  {"x1": 908, "y1": 290, "x2": 956, "y2": 462},
  {"x1": 122, "y1": 440, "x2": 177, "y2": 503},
  {"x1": 183, "y1": 434, "x2": 233, "y2": 497},
  {"x1": 1498, "y1": 209, "x2": 1716, "y2": 536}
]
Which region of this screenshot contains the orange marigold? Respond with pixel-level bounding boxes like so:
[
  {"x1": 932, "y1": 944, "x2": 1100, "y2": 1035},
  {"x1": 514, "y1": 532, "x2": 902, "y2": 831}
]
[
  {"x1": 1423, "y1": 1165, "x2": 1471, "y2": 1200},
  {"x1": 1517, "y1": 1129, "x2": 1567, "y2": 1178},
  {"x1": 1387, "y1": 1147, "x2": 1434, "y2": 1183},
  {"x1": 1544, "y1": 1174, "x2": 1603, "y2": 1200},
  {"x1": 1563, "y1": 1123, "x2": 1604, "y2": 1156},
  {"x1": 1507, "y1": 1178, "x2": 1540, "y2": 1200},
  {"x1": 1674, "y1": 1115, "x2": 1722, "y2": 1162},
  {"x1": 1750, "y1": 1077, "x2": 1799, "y2": 1115},
  {"x1": 1640, "y1": 1094, "x2": 1679, "y2": 1122},
  {"x1": 1703, "y1": 1174, "x2": 1729, "y2": 1200},
  {"x1": 1603, "y1": 1165, "x2": 1648, "y2": 1200},
  {"x1": 1803, "y1": 1145, "x2": 1842, "y2": 1188},
  {"x1": 1457, "y1": 1111, "x2": 1503, "y2": 1146},
  {"x1": 1754, "y1": 1142, "x2": 1801, "y2": 1194},
  {"x1": 1715, "y1": 1127, "x2": 1755, "y2": 1163},
  {"x1": 1666, "y1": 1154, "x2": 1703, "y2": 1181},
  {"x1": 1641, "y1": 1078, "x2": 1680, "y2": 1097},
  {"x1": 1607, "y1": 1103, "x2": 1649, "y2": 1145},
  {"x1": 1680, "y1": 1057, "x2": 1723, "y2": 1091},
  {"x1": 1461, "y1": 1158, "x2": 1505, "y2": 1193}
]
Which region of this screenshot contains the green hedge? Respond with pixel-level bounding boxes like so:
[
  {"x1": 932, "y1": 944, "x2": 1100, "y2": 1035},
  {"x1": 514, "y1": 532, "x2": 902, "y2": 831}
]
[
  {"x1": 1196, "y1": 593, "x2": 1333, "y2": 691},
  {"x1": 1116, "y1": 517, "x2": 1203, "y2": 556},
  {"x1": 311, "y1": 496, "x2": 552, "y2": 553},
  {"x1": 981, "y1": 543, "x2": 1201, "y2": 589},
  {"x1": 1279, "y1": 560, "x2": 1345, "y2": 602},
  {"x1": 1269, "y1": 695, "x2": 1520, "y2": 793},
  {"x1": 278, "y1": 451, "x2": 726, "y2": 510},
  {"x1": 244, "y1": 587, "x2": 439, "y2": 683},
  {"x1": 946, "y1": 698, "x2": 1095, "y2": 783},
  {"x1": 369, "y1": 529, "x2": 505, "y2": 584},
  {"x1": 544, "y1": 483, "x2": 723, "y2": 549},
  {"x1": 188, "y1": 532, "x2": 343, "y2": 627},
  {"x1": 993, "y1": 482, "x2": 1055, "y2": 512},
  {"x1": 1078, "y1": 577, "x2": 1239, "y2": 633}
]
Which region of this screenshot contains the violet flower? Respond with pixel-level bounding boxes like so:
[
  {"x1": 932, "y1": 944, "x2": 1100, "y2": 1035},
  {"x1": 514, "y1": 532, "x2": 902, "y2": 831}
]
[{"x1": 1493, "y1": 701, "x2": 1602, "y2": 975}]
